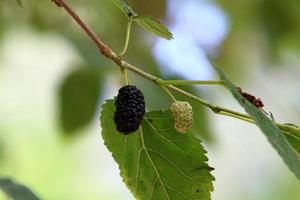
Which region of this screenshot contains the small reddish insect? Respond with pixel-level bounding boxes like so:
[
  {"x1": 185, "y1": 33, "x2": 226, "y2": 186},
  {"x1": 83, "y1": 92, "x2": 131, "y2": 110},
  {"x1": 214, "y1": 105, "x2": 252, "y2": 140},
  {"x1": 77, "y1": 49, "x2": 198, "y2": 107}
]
[{"x1": 237, "y1": 87, "x2": 268, "y2": 115}]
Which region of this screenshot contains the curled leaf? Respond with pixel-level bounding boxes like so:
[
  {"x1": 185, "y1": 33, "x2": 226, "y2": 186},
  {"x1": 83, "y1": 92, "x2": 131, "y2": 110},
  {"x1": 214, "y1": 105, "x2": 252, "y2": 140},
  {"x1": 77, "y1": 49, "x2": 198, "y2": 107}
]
[
  {"x1": 133, "y1": 15, "x2": 173, "y2": 40},
  {"x1": 216, "y1": 67, "x2": 300, "y2": 182},
  {"x1": 110, "y1": 0, "x2": 136, "y2": 18}
]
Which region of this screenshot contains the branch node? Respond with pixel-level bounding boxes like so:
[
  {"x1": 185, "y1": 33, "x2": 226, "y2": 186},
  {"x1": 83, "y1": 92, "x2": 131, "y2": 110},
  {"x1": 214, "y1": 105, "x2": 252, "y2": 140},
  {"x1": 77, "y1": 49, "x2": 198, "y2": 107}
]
[
  {"x1": 155, "y1": 78, "x2": 164, "y2": 85},
  {"x1": 114, "y1": 56, "x2": 123, "y2": 67},
  {"x1": 212, "y1": 107, "x2": 222, "y2": 113},
  {"x1": 100, "y1": 45, "x2": 112, "y2": 58}
]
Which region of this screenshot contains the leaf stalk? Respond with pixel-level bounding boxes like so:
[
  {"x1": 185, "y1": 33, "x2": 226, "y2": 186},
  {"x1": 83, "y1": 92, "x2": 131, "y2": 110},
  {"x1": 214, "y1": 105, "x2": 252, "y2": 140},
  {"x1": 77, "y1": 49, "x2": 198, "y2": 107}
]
[{"x1": 119, "y1": 17, "x2": 133, "y2": 56}]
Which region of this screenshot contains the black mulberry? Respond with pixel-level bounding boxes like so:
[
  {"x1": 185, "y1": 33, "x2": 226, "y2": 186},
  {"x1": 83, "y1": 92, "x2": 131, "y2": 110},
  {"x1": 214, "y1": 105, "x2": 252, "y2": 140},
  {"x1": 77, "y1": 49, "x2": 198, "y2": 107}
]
[{"x1": 114, "y1": 85, "x2": 145, "y2": 134}]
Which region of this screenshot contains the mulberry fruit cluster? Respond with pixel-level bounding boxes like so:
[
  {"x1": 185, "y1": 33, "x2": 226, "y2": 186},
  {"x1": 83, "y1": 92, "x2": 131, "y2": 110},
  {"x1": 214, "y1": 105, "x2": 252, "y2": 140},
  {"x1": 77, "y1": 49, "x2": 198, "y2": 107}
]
[
  {"x1": 114, "y1": 85, "x2": 145, "y2": 134},
  {"x1": 170, "y1": 101, "x2": 193, "y2": 133}
]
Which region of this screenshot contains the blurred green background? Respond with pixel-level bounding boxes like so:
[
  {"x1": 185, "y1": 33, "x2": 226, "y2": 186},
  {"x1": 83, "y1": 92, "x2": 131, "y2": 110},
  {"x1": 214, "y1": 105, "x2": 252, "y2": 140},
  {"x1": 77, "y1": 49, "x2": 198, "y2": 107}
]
[{"x1": 0, "y1": 0, "x2": 300, "y2": 199}]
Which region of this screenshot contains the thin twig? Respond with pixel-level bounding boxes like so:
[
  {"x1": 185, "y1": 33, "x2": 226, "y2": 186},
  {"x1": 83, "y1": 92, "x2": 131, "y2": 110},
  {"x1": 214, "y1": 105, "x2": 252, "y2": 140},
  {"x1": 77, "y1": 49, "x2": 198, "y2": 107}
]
[
  {"x1": 161, "y1": 80, "x2": 225, "y2": 86},
  {"x1": 162, "y1": 86, "x2": 177, "y2": 102},
  {"x1": 50, "y1": 0, "x2": 298, "y2": 135},
  {"x1": 52, "y1": 0, "x2": 116, "y2": 59}
]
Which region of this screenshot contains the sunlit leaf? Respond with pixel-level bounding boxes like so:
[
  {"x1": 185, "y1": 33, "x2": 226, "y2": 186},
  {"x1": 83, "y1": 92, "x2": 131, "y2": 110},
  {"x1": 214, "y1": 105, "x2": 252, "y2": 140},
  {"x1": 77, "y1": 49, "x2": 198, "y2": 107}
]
[
  {"x1": 0, "y1": 178, "x2": 40, "y2": 200},
  {"x1": 59, "y1": 67, "x2": 102, "y2": 134},
  {"x1": 216, "y1": 68, "x2": 300, "y2": 181},
  {"x1": 133, "y1": 15, "x2": 173, "y2": 40},
  {"x1": 110, "y1": 0, "x2": 136, "y2": 18},
  {"x1": 100, "y1": 99, "x2": 214, "y2": 200}
]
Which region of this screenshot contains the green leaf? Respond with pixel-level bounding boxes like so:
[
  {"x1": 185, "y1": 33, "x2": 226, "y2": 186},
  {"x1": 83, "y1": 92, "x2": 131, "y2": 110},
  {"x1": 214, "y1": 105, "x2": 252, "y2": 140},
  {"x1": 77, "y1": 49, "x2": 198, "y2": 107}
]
[
  {"x1": 285, "y1": 133, "x2": 300, "y2": 154},
  {"x1": 216, "y1": 68, "x2": 300, "y2": 181},
  {"x1": 16, "y1": 0, "x2": 22, "y2": 7},
  {"x1": 100, "y1": 99, "x2": 214, "y2": 200},
  {"x1": 0, "y1": 178, "x2": 40, "y2": 200},
  {"x1": 110, "y1": 0, "x2": 136, "y2": 18},
  {"x1": 59, "y1": 67, "x2": 102, "y2": 134},
  {"x1": 133, "y1": 15, "x2": 173, "y2": 40}
]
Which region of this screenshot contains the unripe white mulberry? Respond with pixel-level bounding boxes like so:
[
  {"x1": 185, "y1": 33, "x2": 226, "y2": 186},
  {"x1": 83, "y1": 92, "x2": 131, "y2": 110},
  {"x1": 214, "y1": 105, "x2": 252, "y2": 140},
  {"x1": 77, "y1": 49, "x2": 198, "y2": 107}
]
[{"x1": 170, "y1": 101, "x2": 193, "y2": 133}]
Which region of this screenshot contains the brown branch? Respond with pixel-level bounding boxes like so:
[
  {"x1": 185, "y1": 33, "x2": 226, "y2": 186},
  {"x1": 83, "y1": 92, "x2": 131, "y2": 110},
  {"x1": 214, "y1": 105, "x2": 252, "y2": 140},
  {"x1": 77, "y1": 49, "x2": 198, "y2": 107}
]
[
  {"x1": 52, "y1": 0, "x2": 115, "y2": 59},
  {"x1": 49, "y1": 0, "x2": 300, "y2": 136},
  {"x1": 50, "y1": 0, "x2": 256, "y2": 120}
]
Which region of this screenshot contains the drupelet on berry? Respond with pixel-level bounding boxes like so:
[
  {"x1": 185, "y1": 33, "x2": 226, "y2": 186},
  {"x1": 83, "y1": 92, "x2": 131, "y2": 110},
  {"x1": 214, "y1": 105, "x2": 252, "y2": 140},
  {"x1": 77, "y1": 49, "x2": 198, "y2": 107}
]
[
  {"x1": 114, "y1": 85, "x2": 145, "y2": 134},
  {"x1": 170, "y1": 101, "x2": 193, "y2": 133}
]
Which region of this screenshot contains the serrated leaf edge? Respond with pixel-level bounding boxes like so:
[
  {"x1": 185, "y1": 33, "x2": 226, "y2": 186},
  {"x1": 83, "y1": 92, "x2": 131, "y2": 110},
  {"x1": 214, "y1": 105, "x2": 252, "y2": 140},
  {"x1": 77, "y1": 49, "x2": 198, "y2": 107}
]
[{"x1": 100, "y1": 99, "x2": 214, "y2": 199}]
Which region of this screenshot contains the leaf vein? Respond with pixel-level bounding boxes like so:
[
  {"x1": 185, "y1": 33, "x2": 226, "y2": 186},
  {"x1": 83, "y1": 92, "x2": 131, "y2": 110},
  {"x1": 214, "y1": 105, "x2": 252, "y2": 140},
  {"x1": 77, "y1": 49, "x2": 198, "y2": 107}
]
[
  {"x1": 147, "y1": 148, "x2": 200, "y2": 185},
  {"x1": 164, "y1": 184, "x2": 194, "y2": 200},
  {"x1": 149, "y1": 176, "x2": 159, "y2": 200},
  {"x1": 145, "y1": 118, "x2": 194, "y2": 159},
  {"x1": 139, "y1": 127, "x2": 171, "y2": 200},
  {"x1": 135, "y1": 148, "x2": 144, "y2": 190}
]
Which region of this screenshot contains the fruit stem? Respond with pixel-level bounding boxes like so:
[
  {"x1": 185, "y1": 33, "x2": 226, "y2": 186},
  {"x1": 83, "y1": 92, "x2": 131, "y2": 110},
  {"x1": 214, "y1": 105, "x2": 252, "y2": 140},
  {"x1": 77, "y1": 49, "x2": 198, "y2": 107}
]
[
  {"x1": 122, "y1": 68, "x2": 130, "y2": 85},
  {"x1": 162, "y1": 86, "x2": 177, "y2": 102}
]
